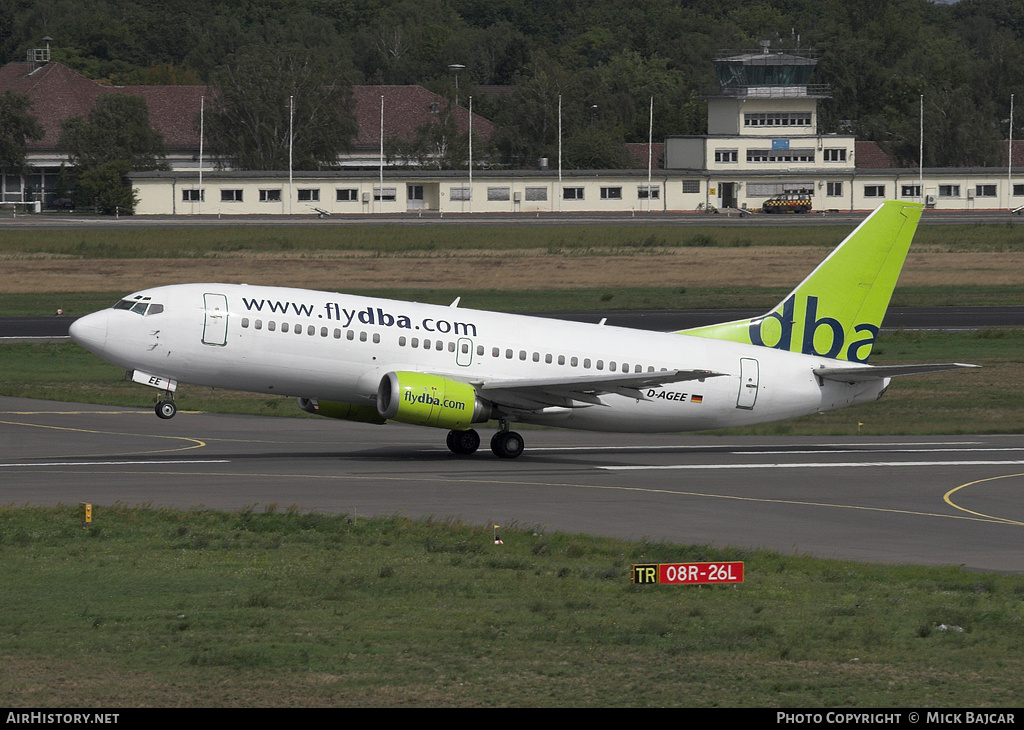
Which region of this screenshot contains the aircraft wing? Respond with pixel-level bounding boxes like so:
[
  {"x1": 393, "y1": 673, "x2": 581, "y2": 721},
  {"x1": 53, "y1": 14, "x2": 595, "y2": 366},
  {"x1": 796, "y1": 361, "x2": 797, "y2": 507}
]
[
  {"x1": 814, "y1": 362, "x2": 979, "y2": 383},
  {"x1": 474, "y1": 369, "x2": 726, "y2": 411}
]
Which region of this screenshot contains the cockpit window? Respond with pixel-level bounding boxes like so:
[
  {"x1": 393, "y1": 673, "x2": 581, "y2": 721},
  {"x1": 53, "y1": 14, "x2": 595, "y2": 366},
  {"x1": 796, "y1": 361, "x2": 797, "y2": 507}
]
[{"x1": 112, "y1": 296, "x2": 163, "y2": 316}]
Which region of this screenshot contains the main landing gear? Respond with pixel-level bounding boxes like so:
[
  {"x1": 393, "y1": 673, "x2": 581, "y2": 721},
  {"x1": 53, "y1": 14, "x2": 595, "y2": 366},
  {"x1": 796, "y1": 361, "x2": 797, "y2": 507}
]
[
  {"x1": 446, "y1": 428, "x2": 481, "y2": 455},
  {"x1": 445, "y1": 421, "x2": 524, "y2": 459},
  {"x1": 490, "y1": 429, "x2": 524, "y2": 459}
]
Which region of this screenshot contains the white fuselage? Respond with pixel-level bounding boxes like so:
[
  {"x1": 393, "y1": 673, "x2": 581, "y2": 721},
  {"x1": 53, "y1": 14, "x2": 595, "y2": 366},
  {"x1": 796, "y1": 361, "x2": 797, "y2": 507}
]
[{"x1": 70, "y1": 283, "x2": 888, "y2": 432}]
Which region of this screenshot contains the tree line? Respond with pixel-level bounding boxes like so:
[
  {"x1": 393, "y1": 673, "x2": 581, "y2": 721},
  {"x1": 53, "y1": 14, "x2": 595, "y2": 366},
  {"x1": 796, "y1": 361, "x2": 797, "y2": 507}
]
[{"x1": 1, "y1": 0, "x2": 1023, "y2": 209}]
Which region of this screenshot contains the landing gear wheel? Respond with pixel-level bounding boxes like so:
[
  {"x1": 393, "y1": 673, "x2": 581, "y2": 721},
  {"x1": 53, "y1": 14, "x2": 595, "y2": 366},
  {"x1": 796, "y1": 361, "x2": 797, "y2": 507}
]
[
  {"x1": 490, "y1": 430, "x2": 524, "y2": 459},
  {"x1": 446, "y1": 429, "x2": 480, "y2": 455},
  {"x1": 155, "y1": 399, "x2": 177, "y2": 420}
]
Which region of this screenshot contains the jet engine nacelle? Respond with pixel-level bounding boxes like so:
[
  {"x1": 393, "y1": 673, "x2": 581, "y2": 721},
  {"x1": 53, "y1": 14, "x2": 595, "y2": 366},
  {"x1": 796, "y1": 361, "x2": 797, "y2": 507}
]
[
  {"x1": 296, "y1": 398, "x2": 387, "y2": 425},
  {"x1": 376, "y1": 371, "x2": 492, "y2": 429}
]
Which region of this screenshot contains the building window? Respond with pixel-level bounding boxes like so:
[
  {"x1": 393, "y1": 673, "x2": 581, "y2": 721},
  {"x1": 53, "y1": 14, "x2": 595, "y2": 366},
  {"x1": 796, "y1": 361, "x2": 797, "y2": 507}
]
[
  {"x1": 450, "y1": 186, "x2": 471, "y2": 201},
  {"x1": 901, "y1": 185, "x2": 921, "y2": 198},
  {"x1": 747, "y1": 149, "x2": 815, "y2": 163},
  {"x1": 600, "y1": 187, "x2": 622, "y2": 199},
  {"x1": 259, "y1": 189, "x2": 282, "y2": 202},
  {"x1": 182, "y1": 189, "x2": 204, "y2": 202},
  {"x1": 864, "y1": 185, "x2": 885, "y2": 198},
  {"x1": 637, "y1": 185, "x2": 660, "y2": 199},
  {"x1": 1014, "y1": 184, "x2": 1024, "y2": 197},
  {"x1": 374, "y1": 187, "x2": 397, "y2": 201},
  {"x1": 682, "y1": 180, "x2": 700, "y2": 194},
  {"x1": 221, "y1": 189, "x2": 243, "y2": 202},
  {"x1": 975, "y1": 185, "x2": 997, "y2": 197},
  {"x1": 563, "y1": 187, "x2": 584, "y2": 200},
  {"x1": 744, "y1": 112, "x2": 812, "y2": 127},
  {"x1": 826, "y1": 182, "x2": 843, "y2": 197},
  {"x1": 714, "y1": 149, "x2": 738, "y2": 163},
  {"x1": 823, "y1": 148, "x2": 847, "y2": 162},
  {"x1": 297, "y1": 189, "x2": 320, "y2": 202},
  {"x1": 487, "y1": 186, "x2": 510, "y2": 201},
  {"x1": 938, "y1": 185, "x2": 960, "y2": 198},
  {"x1": 336, "y1": 188, "x2": 358, "y2": 202},
  {"x1": 524, "y1": 187, "x2": 547, "y2": 201},
  {"x1": 748, "y1": 183, "x2": 783, "y2": 197}
]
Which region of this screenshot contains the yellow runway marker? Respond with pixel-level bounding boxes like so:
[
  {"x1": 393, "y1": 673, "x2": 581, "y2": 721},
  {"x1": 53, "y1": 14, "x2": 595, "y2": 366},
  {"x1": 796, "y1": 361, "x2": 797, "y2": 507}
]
[
  {"x1": 944, "y1": 474, "x2": 1024, "y2": 526},
  {"x1": 0, "y1": 418, "x2": 207, "y2": 456}
]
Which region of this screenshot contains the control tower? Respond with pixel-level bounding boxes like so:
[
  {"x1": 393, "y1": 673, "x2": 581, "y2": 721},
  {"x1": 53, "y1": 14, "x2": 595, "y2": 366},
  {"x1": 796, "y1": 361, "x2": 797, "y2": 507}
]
[
  {"x1": 705, "y1": 40, "x2": 829, "y2": 136},
  {"x1": 665, "y1": 41, "x2": 853, "y2": 210}
]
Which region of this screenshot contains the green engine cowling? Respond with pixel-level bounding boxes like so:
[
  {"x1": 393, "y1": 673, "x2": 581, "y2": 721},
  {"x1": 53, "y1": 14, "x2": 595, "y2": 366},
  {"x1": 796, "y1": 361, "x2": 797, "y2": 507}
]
[
  {"x1": 297, "y1": 398, "x2": 387, "y2": 425},
  {"x1": 376, "y1": 371, "x2": 492, "y2": 429}
]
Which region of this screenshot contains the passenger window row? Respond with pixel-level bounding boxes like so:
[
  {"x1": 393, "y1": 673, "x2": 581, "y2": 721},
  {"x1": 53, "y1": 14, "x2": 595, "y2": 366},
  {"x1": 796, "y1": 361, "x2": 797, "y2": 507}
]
[
  {"x1": 239, "y1": 318, "x2": 380, "y2": 344},
  {"x1": 240, "y1": 318, "x2": 666, "y2": 374},
  {"x1": 397, "y1": 335, "x2": 661, "y2": 373}
]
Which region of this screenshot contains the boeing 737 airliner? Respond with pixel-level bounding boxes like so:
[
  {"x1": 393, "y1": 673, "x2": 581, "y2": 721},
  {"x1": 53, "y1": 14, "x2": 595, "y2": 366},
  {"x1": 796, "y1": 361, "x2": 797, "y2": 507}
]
[{"x1": 69, "y1": 201, "x2": 974, "y2": 458}]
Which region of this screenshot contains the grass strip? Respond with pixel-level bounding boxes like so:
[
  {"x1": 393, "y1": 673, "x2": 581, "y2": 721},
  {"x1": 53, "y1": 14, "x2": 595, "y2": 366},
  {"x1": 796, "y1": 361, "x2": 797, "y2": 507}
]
[
  {"x1": 3, "y1": 284, "x2": 1023, "y2": 318},
  {"x1": 2, "y1": 222, "x2": 1023, "y2": 258},
  {"x1": 1, "y1": 506, "x2": 1022, "y2": 707}
]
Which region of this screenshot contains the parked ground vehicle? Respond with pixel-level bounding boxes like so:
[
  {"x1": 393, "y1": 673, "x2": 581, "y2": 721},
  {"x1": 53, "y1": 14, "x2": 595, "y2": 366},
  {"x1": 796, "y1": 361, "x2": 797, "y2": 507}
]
[{"x1": 762, "y1": 192, "x2": 812, "y2": 213}]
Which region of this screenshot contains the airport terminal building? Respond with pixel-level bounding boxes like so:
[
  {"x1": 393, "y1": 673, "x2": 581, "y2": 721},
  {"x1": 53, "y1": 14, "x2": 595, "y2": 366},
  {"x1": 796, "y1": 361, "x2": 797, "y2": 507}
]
[{"x1": 129, "y1": 45, "x2": 1023, "y2": 216}]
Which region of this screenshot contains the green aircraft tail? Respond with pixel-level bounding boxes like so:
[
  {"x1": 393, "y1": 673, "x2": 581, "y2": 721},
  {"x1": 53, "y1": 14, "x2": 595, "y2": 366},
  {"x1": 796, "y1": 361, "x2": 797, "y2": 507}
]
[{"x1": 681, "y1": 200, "x2": 923, "y2": 363}]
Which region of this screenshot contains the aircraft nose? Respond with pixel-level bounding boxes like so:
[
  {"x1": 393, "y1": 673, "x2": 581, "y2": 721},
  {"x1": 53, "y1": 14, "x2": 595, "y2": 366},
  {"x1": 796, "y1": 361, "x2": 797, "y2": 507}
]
[{"x1": 68, "y1": 311, "x2": 109, "y2": 354}]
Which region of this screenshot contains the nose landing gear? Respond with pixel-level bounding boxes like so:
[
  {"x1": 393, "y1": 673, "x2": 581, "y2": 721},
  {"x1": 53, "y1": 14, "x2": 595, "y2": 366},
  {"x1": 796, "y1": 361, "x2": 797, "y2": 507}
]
[
  {"x1": 155, "y1": 399, "x2": 176, "y2": 419},
  {"x1": 155, "y1": 389, "x2": 177, "y2": 419}
]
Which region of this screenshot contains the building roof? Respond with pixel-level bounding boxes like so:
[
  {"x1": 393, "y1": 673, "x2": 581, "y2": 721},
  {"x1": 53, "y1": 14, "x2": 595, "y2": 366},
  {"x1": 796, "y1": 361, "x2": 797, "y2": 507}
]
[
  {"x1": 0, "y1": 62, "x2": 113, "y2": 148},
  {"x1": 999, "y1": 140, "x2": 1024, "y2": 167},
  {"x1": 350, "y1": 85, "x2": 494, "y2": 149},
  {"x1": 854, "y1": 141, "x2": 898, "y2": 169},
  {"x1": 0, "y1": 62, "x2": 493, "y2": 155},
  {"x1": 624, "y1": 142, "x2": 664, "y2": 169},
  {"x1": 855, "y1": 140, "x2": 1024, "y2": 169}
]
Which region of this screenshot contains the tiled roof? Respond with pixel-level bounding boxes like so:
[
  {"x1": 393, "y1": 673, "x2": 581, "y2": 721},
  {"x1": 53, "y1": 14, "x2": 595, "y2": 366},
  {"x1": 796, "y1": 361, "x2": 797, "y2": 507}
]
[
  {"x1": 854, "y1": 140, "x2": 1024, "y2": 169},
  {"x1": 0, "y1": 62, "x2": 493, "y2": 153},
  {"x1": 351, "y1": 85, "x2": 494, "y2": 148},
  {"x1": 0, "y1": 62, "x2": 111, "y2": 147},
  {"x1": 999, "y1": 140, "x2": 1024, "y2": 167},
  {"x1": 624, "y1": 142, "x2": 664, "y2": 169},
  {"x1": 120, "y1": 85, "x2": 210, "y2": 148},
  {"x1": 854, "y1": 141, "x2": 897, "y2": 168}
]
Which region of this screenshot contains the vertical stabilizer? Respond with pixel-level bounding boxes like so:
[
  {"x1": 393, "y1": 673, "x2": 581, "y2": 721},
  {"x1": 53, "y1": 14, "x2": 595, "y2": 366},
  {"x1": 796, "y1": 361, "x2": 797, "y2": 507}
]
[{"x1": 681, "y1": 200, "x2": 923, "y2": 362}]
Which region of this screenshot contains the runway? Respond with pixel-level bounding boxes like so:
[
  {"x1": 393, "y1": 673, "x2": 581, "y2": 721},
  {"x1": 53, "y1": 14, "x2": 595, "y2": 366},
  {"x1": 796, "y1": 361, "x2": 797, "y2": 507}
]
[{"x1": 2, "y1": 395, "x2": 1022, "y2": 574}]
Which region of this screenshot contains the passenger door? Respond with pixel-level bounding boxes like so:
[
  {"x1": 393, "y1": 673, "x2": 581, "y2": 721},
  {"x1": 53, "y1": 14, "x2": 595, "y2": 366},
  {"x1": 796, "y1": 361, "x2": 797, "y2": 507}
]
[
  {"x1": 736, "y1": 357, "x2": 759, "y2": 409},
  {"x1": 201, "y1": 293, "x2": 229, "y2": 346}
]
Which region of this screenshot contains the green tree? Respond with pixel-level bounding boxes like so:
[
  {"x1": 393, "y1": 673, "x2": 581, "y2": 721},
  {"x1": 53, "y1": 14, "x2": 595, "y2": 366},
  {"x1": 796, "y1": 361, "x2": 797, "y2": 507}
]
[
  {"x1": 0, "y1": 91, "x2": 45, "y2": 176},
  {"x1": 74, "y1": 162, "x2": 138, "y2": 215},
  {"x1": 385, "y1": 102, "x2": 487, "y2": 170},
  {"x1": 206, "y1": 44, "x2": 358, "y2": 170},
  {"x1": 58, "y1": 94, "x2": 167, "y2": 214}
]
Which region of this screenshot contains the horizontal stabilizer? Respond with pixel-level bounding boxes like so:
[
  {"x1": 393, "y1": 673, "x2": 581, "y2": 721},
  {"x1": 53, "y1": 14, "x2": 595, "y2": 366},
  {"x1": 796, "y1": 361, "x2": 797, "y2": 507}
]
[{"x1": 813, "y1": 363, "x2": 979, "y2": 383}]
